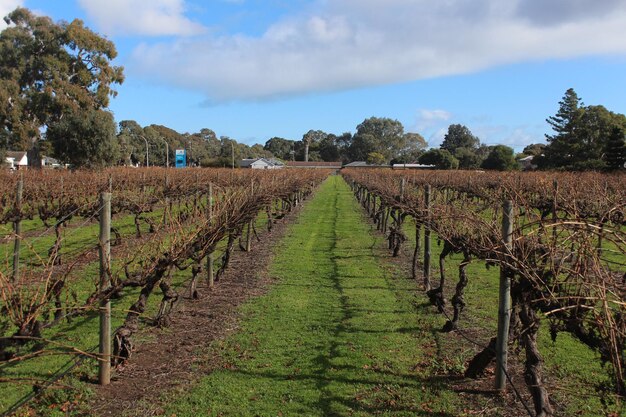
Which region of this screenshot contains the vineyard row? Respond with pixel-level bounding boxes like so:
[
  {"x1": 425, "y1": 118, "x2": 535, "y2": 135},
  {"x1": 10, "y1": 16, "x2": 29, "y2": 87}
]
[{"x1": 342, "y1": 168, "x2": 625, "y2": 416}]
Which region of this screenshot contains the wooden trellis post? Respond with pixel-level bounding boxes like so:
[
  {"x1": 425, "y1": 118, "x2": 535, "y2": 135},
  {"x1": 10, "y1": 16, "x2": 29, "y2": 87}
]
[
  {"x1": 99, "y1": 192, "x2": 112, "y2": 385},
  {"x1": 495, "y1": 199, "x2": 513, "y2": 391},
  {"x1": 246, "y1": 222, "x2": 252, "y2": 252},
  {"x1": 208, "y1": 182, "x2": 214, "y2": 220},
  {"x1": 207, "y1": 252, "x2": 215, "y2": 289},
  {"x1": 423, "y1": 184, "x2": 431, "y2": 291},
  {"x1": 12, "y1": 173, "x2": 23, "y2": 282}
]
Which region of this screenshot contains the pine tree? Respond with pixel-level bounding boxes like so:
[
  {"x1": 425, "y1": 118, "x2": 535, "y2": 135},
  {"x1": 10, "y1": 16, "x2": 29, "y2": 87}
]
[
  {"x1": 542, "y1": 88, "x2": 584, "y2": 168},
  {"x1": 605, "y1": 127, "x2": 626, "y2": 171}
]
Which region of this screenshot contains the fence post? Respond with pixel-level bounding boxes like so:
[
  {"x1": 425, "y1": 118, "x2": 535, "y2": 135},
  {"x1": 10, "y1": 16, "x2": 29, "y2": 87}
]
[
  {"x1": 163, "y1": 174, "x2": 170, "y2": 226},
  {"x1": 423, "y1": 184, "x2": 431, "y2": 291},
  {"x1": 12, "y1": 174, "x2": 23, "y2": 282},
  {"x1": 207, "y1": 252, "x2": 215, "y2": 289},
  {"x1": 552, "y1": 179, "x2": 558, "y2": 243},
  {"x1": 246, "y1": 221, "x2": 252, "y2": 252},
  {"x1": 495, "y1": 199, "x2": 514, "y2": 391},
  {"x1": 208, "y1": 182, "x2": 213, "y2": 221},
  {"x1": 400, "y1": 177, "x2": 406, "y2": 202},
  {"x1": 99, "y1": 192, "x2": 112, "y2": 385}
]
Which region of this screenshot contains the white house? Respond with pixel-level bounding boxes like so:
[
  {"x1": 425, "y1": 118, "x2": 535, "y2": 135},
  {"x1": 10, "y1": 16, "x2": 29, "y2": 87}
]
[
  {"x1": 42, "y1": 155, "x2": 62, "y2": 168},
  {"x1": 392, "y1": 163, "x2": 435, "y2": 170},
  {"x1": 518, "y1": 155, "x2": 537, "y2": 171},
  {"x1": 239, "y1": 158, "x2": 284, "y2": 169},
  {"x1": 5, "y1": 151, "x2": 28, "y2": 170}
]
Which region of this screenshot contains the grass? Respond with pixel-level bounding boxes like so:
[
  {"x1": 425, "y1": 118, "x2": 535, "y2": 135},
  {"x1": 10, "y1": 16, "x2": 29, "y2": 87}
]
[{"x1": 165, "y1": 175, "x2": 465, "y2": 416}]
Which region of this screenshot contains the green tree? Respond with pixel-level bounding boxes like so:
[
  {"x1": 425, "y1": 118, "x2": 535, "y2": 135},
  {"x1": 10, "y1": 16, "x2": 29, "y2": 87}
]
[
  {"x1": 146, "y1": 125, "x2": 189, "y2": 167},
  {"x1": 522, "y1": 143, "x2": 546, "y2": 157},
  {"x1": 117, "y1": 120, "x2": 145, "y2": 165},
  {"x1": 439, "y1": 124, "x2": 482, "y2": 168},
  {"x1": 605, "y1": 127, "x2": 626, "y2": 171},
  {"x1": 264, "y1": 137, "x2": 295, "y2": 160},
  {"x1": 366, "y1": 152, "x2": 386, "y2": 165},
  {"x1": 302, "y1": 130, "x2": 327, "y2": 162},
  {"x1": 46, "y1": 109, "x2": 118, "y2": 167},
  {"x1": 352, "y1": 117, "x2": 405, "y2": 162},
  {"x1": 418, "y1": 149, "x2": 459, "y2": 169},
  {"x1": 319, "y1": 134, "x2": 340, "y2": 161},
  {"x1": 187, "y1": 128, "x2": 221, "y2": 166},
  {"x1": 540, "y1": 89, "x2": 626, "y2": 170},
  {"x1": 440, "y1": 124, "x2": 480, "y2": 154},
  {"x1": 390, "y1": 149, "x2": 425, "y2": 164},
  {"x1": 249, "y1": 144, "x2": 273, "y2": 159},
  {"x1": 348, "y1": 133, "x2": 378, "y2": 161},
  {"x1": 540, "y1": 88, "x2": 584, "y2": 169},
  {"x1": 574, "y1": 105, "x2": 626, "y2": 169},
  {"x1": 454, "y1": 146, "x2": 484, "y2": 169},
  {"x1": 481, "y1": 145, "x2": 519, "y2": 171},
  {"x1": 397, "y1": 132, "x2": 427, "y2": 161},
  {"x1": 215, "y1": 136, "x2": 250, "y2": 168},
  {"x1": 0, "y1": 7, "x2": 124, "y2": 167}
]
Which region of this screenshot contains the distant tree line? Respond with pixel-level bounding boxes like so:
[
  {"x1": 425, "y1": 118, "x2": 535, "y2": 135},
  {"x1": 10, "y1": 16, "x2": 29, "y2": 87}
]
[
  {"x1": 264, "y1": 118, "x2": 428, "y2": 165},
  {"x1": 1, "y1": 7, "x2": 624, "y2": 171}
]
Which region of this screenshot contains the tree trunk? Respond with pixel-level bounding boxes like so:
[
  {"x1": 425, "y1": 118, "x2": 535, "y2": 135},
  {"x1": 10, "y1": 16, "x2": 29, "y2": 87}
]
[
  {"x1": 465, "y1": 337, "x2": 497, "y2": 378},
  {"x1": 443, "y1": 252, "x2": 470, "y2": 332},
  {"x1": 412, "y1": 222, "x2": 421, "y2": 281},
  {"x1": 520, "y1": 301, "x2": 553, "y2": 416},
  {"x1": 426, "y1": 241, "x2": 452, "y2": 311}
]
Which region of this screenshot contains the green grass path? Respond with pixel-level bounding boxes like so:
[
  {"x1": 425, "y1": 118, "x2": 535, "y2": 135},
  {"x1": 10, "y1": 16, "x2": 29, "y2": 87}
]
[{"x1": 166, "y1": 176, "x2": 459, "y2": 416}]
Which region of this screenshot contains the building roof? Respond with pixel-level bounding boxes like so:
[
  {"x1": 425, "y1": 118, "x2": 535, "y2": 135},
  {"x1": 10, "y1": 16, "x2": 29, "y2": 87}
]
[
  {"x1": 392, "y1": 163, "x2": 435, "y2": 169},
  {"x1": 343, "y1": 161, "x2": 388, "y2": 168},
  {"x1": 240, "y1": 158, "x2": 261, "y2": 168},
  {"x1": 344, "y1": 161, "x2": 367, "y2": 167},
  {"x1": 42, "y1": 155, "x2": 61, "y2": 165},
  {"x1": 240, "y1": 157, "x2": 285, "y2": 168},
  {"x1": 286, "y1": 161, "x2": 342, "y2": 168},
  {"x1": 6, "y1": 151, "x2": 27, "y2": 160}
]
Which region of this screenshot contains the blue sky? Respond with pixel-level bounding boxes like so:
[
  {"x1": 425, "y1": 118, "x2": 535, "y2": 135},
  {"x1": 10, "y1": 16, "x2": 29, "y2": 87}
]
[{"x1": 2, "y1": 0, "x2": 626, "y2": 151}]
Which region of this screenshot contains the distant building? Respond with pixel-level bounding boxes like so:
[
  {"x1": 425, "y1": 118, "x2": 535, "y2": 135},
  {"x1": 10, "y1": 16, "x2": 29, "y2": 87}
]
[
  {"x1": 5, "y1": 151, "x2": 28, "y2": 170},
  {"x1": 343, "y1": 161, "x2": 389, "y2": 168},
  {"x1": 286, "y1": 161, "x2": 343, "y2": 169},
  {"x1": 518, "y1": 155, "x2": 537, "y2": 171},
  {"x1": 392, "y1": 163, "x2": 435, "y2": 170},
  {"x1": 5, "y1": 152, "x2": 66, "y2": 170},
  {"x1": 42, "y1": 156, "x2": 62, "y2": 169},
  {"x1": 239, "y1": 158, "x2": 284, "y2": 169}
]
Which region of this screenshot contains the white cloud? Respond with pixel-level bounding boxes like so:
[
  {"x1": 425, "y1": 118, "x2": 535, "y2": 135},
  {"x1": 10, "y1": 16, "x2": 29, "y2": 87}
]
[
  {"x1": 129, "y1": 0, "x2": 626, "y2": 101},
  {"x1": 427, "y1": 127, "x2": 449, "y2": 148},
  {"x1": 77, "y1": 0, "x2": 206, "y2": 36},
  {"x1": 501, "y1": 127, "x2": 541, "y2": 148},
  {"x1": 0, "y1": 0, "x2": 23, "y2": 29},
  {"x1": 414, "y1": 109, "x2": 452, "y2": 131}
]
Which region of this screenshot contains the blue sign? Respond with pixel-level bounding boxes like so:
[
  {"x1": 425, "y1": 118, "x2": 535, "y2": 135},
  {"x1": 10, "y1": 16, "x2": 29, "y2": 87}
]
[{"x1": 175, "y1": 149, "x2": 186, "y2": 168}]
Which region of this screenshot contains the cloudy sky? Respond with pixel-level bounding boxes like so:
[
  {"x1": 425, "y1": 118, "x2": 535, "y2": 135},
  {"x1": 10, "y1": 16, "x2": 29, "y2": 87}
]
[{"x1": 2, "y1": 0, "x2": 626, "y2": 149}]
